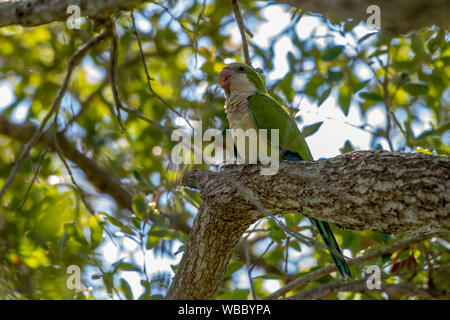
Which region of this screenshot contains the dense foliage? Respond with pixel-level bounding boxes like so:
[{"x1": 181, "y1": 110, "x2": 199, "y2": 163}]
[{"x1": 0, "y1": 0, "x2": 448, "y2": 299}]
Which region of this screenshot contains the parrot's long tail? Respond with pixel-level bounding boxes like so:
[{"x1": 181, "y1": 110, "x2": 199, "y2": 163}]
[{"x1": 309, "y1": 218, "x2": 352, "y2": 280}]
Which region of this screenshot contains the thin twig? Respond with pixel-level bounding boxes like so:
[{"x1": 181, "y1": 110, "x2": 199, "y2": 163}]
[
  {"x1": 243, "y1": 238, "x2": 257, "y2": 300},
  {"x1": 109, "y1": 18, "x2": 125, "y2": 133},
  {"x1": 118, "y1": 103, "x2": 172, "y2": 134},
  {"x1": 0, "y1": 29, "x2": 110, "y2": 203},
  {"x1": 382, "y1": 38, "x2": 394, "y2": 151},
  {"x1": 152, "y1": 2, "x2": 194, "y2": 34},
  {"x1": 16, "y1": 143, "x2": 51, "y2": 214},
  {"x1": 247, "y1": 238, "x2": 276, "y2": 273},
  {"x1": 60, "y1": 79, "x2": 108, "y2": 134},
  {"x1": 284, "y1": 237, "x2": 290, "y2": 275},
  {"x1": 27, "y1": 155, "x2": 39, "y2": 184},
  {"x1": 130, "y1": 10, "x2": 193, "y2": 129},
  {"x1": 192, "y1": 0, "x2": 207, "y2": 67},
  {"x1": 231, "y1": 0, "x2": 251, "y2": 66},
  {"x1": 248, "y1": 239, "x2": 278, "y2": 275},
  {"x1": 54, "y1": 141, "x2": 95, "y2": 215},
  {"x1": 353, "y1": 39, "x2": 395, "y2": 151}
]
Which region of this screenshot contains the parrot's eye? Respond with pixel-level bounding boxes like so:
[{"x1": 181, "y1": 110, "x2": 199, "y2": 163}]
[{"x1": 238, "y1": 66, "x2": 245, "y2": 72}]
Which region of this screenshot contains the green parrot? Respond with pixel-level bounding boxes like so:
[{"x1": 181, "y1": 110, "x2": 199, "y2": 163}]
[{"x1": 217, "y1": 62, "x2": 351, "y2": 280}]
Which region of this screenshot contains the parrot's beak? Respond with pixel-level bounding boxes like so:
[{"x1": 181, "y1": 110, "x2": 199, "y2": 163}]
[{"x1": 217, "y1": 68, "x2": 232, "y2": 94}]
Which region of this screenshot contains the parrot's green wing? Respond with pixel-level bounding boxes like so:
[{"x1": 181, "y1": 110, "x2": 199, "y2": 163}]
[
  {"x1": 247, "y1": 93, "x2": 313, "y2": 161},
  {"x1": 247, "y1": 92, "x2": 352, "y2": 280}
]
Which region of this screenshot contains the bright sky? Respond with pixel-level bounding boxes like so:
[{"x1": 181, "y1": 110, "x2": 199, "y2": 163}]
[{"x1": 0, "y1": 3, "x2": 443, "y2": 299}]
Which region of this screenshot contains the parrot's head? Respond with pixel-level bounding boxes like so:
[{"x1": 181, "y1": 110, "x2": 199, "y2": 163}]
[{"x1": 217, "y1": 63, "x2": 266, "y2": 98}]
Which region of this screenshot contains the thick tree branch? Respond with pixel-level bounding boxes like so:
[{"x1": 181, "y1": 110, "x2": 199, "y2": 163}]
[
  {"x1": 182, "y1": 151, "x2": 449, "y2": 234},
  {"x1": 1, "y1": 1, "x2": 448, "y2": 36},
  {"x1": 167, "y1": 151, "x2": 448, "y2": 300},
  {"x1": 275, "y1": 0, "x2": 450, "y2": 34},
  {"x1": 0, "y1": 0, "x2": 147, "y2": 28}
]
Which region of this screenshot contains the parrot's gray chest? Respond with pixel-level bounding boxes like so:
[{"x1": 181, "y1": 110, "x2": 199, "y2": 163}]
[{"x1": 225, "y1": 93, "x2": 258, "y2": 132}]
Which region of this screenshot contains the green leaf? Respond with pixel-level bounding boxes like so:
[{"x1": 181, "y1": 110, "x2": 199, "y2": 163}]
[
  {"x1": 59, "y1": 232, "x2": 68, "y2": 255},
  {"x1": 358, "y1": 32, "x2": 378, "y2": 44},
  {"x1": 133, "y1": 170, "x2": 145, "y2": 182},
  {"x1": 353, "y1": 80, "x2": 370, "y2": 92},
  {"x1": 279, "y1": 72, "x2": 294, "y2": 102},
  {"x1": 63, "y1": 223, "x2": 88, "y2": 246},
  {"x1": 149, "y1": 225, "x2": 167, "y2": 238},
  {"x1": 174, "y1": 245, "x2": 185, "y2": 255},
  {"x1": 302, "y1": 122, "x2": 324, "y2": 137},
  {"x1": 253, "y1": 273, "x2": 285, "y2": 280},
  {"x1": 133, "y1": 170, "x2": 154, "y2": 192},
  {"x1": 224, "y1": 261, "x2": 245, "y2": 278},
  {"x1": 367, "y1": 49, "x2": 388, "y2": 59},
  {"x1": 181, "y1": 189, "x2": 202, "y2": 208},
  {"x1": 149, "y1": 216, "x2": 169, "y2": 237},
  {"x1": 120, "y1": 279, "x2": 133, "y2": 300},
  {"x1": 100, "y1": 212, "x2": 135, "y2": 235},
  {"x1": 359, "y1": 91, "x2": 384, "y2": 101},
  {"x1": 103, "y1": 272, "x2": 114, "y2": 296},
  {"x1": 289, "y1": 240, "x2": 301, "y2": 251},
  {"x1": 266, "y1": 247, "x2": 284, "y2": 265},
  {"x1": 340, "y1": 140, "x2": 355, "y2": 154},
  {"x1": 399, "y1": 72, "x2": 410, "y2": 84},
  {"x1": 415, "y1": 147, "x2": 433, "y2": 155},
  {"x1": 269, "y1": 229, "x2": 285, "y2": 243},
  {"x1": 403, "y1": 82, "x2": 428, "y2": 96},
  {"x1": 283, "y1": 213, "x2": 302, "y2": 227},
  {"x1": 318, "y1": 87, "x2": 332, "y2": 106},
  {"x1": 132, "y1": 195, "x2": 147, "y2": 219},
  {"x1": 343, "y1": 20, "x2": 357, "y2": 32},
  {"x1": 147, "y1": 235, "x2": 161, "y2": 249},
  {"x1": 327, "y1": 69, "x2": 343, "y2": 82},
  {"x1": 381, "y1": 253, "x2": 392, "y2": 263},
  {"x1": 304, "y1": 74, "x2": 324, "y2": 98},
  {"x1": 322, "y1": 46, "x2": 344, "y2": 61},
  {"x1": 119, "y1": 263, "x2": 141, "y2": 272},
  {"x1": 131, "y1": 216, "x2": 142, "y2": 229},
  {"x1": 427, "y1": 30, "x2": 444, "y2": 54},
  {"x1": 89, "y1": 214, "x2": 104, "y2": 249},
  {"x1": 338, "y1": 85, "x2": 351, "y2": 116}
]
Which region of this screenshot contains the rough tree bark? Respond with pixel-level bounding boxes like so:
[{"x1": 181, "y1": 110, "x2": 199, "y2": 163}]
[
  {"x1": 275, "y1": 0, "x2": 450, "y2": 34},
  {"x1": 167, "y1": 151, "x2": 449, "y2": 299},
  {"x1": 0, "y1": 0, "x2": 448, "y2": 34},
  {"x1": 0, "y1": 0, "x2": 145, "y2": 28}
]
